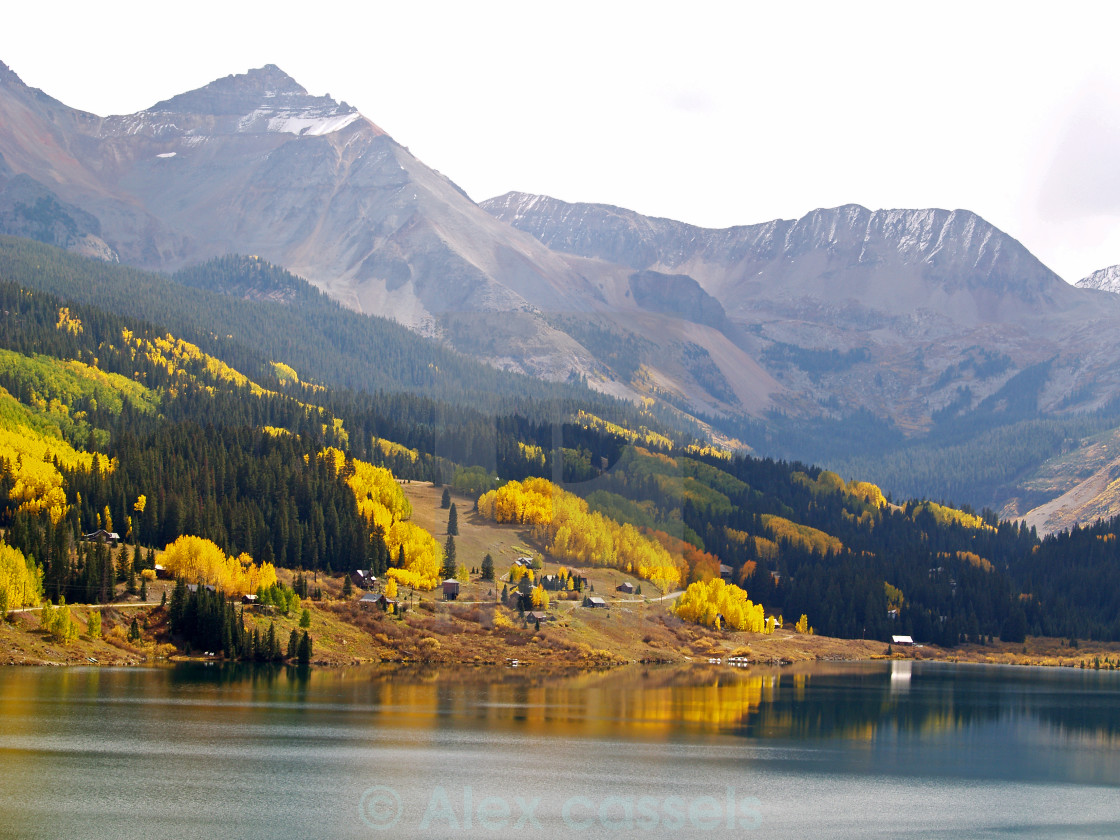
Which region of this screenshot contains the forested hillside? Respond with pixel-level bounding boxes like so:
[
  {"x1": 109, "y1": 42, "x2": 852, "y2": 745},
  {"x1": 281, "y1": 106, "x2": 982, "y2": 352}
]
[
  {"x1": 1, "y1": 237, "x2": 1119, "y2": 651},
  {"x1": 0, "y1": 238, "x2": 692, "y2": 432}
]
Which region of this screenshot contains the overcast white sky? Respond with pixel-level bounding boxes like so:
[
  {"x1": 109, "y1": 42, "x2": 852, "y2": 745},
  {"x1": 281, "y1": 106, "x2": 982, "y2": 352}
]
[{"x1": 4, "y1": 0, "x2": 1120, "y2": 282}]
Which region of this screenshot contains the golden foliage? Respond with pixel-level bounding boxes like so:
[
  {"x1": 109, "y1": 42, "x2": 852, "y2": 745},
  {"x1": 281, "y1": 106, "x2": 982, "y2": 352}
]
[
  {"x1": 673, "y1": 578, "x2": 765, "y2": 632},
  {"x1": 884, "y1": 582, "x2": 905, "y2": 609},
  {"x1": 761, "y1": 514, "x2": 844, "y2": 556},
  {"x1": 160, "y1": 535, "x2": 277, "y2": 596},
  {"x1": 0, "y1": 388, "x2": 112, "y2": 522},
  {"x1": 56, "y1": 307, "x2": 83, "y2": 335},
  {"x1": 684, "y1": 443, "x2": 732, "y2": 460},
  {"x1": 792, "y1": 470, "x2": 887, "y2": 509},
  {"x1": 383, "y1": 577, "x2": 398, "y2": 598},
  {"x1": 518, "y1": 442, "x2": 546, "y2": 466},
  {"x1": 725, "y1": 527, "x2": 779, "y2": 562},
  {"x1": 648, "y1": 529, "x2": 721, "y2": 584},
  {"x1": 914, "y1": 501, "x2": 990, "y2": 531},
  {"x1": 270, "y1": 361, "x2": 299, "y2": 384},
  {"x1": 575, "y1": 410, "x2": 673, "y2": 451},
  {"x1": 477, "y1": 477, "x2": 684, "y2": 591},
  {"x1": 0, "y1": 541, "x2": 43, "y2": 612},
  {"x1": 317, "y1": 448, "x2": 439, "y2": 587},
  {"x1": 374, "y1": 438, "x2": 419, "y2": 463},
  {"x1": 956, "y1": 551, "x2": 994, "y2": 573},
  {"x1": 530, "y1": 584, "x2": 549, "y2": 609},
  {"x1": 384, "y1": 521, "x2": 442, "y2": 590}
]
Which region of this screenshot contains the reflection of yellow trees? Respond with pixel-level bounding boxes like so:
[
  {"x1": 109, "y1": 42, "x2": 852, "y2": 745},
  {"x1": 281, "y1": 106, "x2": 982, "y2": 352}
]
[
  {"x1": 318, "y1": 448, "x2": 440, "y2": 589},
  {"x1": 161, "y1": 535, "x2": 277, "y2": 596},
  {"x1": 365, "y1": 669, "x2": 772, "y2": 734},
  {"x1": 0, "y1": 541, "x2": 43, "y2": 612},
  {"x1": 674, "y1": 579, "x2": 766, "y2": 632},
  {"x1": 477, "y1": 478, "x2": 684, "y2": 590}
]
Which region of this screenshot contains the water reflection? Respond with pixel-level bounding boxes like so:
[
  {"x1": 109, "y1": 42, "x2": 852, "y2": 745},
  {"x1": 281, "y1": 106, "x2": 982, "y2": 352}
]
[
  {"x1": 3, "y1": 660, "x2": 1119, "y2": 745},
  {"x1": 2, "y1": 660, "x2": 1119, "y2": 839}
]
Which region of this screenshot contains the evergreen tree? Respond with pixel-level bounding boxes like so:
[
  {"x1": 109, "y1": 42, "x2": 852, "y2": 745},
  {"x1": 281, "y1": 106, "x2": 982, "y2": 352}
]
[
  {"x1": 266, "y1": 622, "x2": 281, "y2": 661},
  {"x1": 297, "y1": 631, "x2": 312, "y2": 665},
  {"x1": 440, "y1": 488, "x2": 451, "y2": 509},
  {"x1": 443, "y1": 535, "x2": 457, "y2": 580},
  {"x1": 448, "y1": 503, "x2": 459, "y2": 536},
  {"x1": 287, "y1": 628, "x2": 300, "y2": 659},
  {"x1": 299, "y1": 609, "x2": 311, "y2": 628},
  {"x1": 342, "y1": 574, "x2": 353, "y2": 597}
]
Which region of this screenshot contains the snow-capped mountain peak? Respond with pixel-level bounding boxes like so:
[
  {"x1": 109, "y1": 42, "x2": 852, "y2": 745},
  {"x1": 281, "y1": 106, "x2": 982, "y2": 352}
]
[{"x1": 1076, "y1": 265, "x2": 1120, "y2": 294}]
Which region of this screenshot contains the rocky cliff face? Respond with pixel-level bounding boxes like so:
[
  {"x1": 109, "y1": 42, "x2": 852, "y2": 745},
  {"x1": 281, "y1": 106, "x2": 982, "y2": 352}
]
[
  {"x1": 0, "y1": 62, "x2": 610, "y2": 383},
  {"x1": 483, "y1": 192, "x2": 1120, "y2": 426},
  {"x1": 9, "y1": 59, "x2": 1120, "y2": 443}
]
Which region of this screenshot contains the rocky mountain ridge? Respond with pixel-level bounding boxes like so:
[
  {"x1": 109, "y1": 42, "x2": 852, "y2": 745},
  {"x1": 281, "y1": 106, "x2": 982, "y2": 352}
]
[
  {"x1": 1076, "y1": 265, "x2": 1120, "y2": 294},
  {"x1": 483, "y1": 192, "x2": 1120, "y2": 427},
  {"x1": 8, "y1": 59, "x2": 1120, "y2": 525}
]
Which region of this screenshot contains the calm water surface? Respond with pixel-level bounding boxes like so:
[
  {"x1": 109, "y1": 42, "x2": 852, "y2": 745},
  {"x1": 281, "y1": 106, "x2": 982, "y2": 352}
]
[{"x1": 0, "y1": 660, "x2": 1117, "y2": 839}]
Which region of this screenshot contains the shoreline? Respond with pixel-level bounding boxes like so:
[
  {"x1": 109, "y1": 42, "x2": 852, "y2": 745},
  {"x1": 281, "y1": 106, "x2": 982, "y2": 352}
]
[{"x1": 5, "y1": 603, "x2": 1117, "y2": 673}]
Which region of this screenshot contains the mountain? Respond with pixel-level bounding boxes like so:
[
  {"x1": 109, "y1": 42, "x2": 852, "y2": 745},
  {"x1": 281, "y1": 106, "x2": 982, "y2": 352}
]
[
  {"x1": 483, "y1": 193, "x2": 1120, "y2": 421},
  {"x1": 480, "y1": 192, "x2": 1120, "y2": 518},
  {"x1": 0, "y1": 60, "x2": 617, "y2": 387},
  {"x1": 1076, "y1": 265, "x2": 1120, "y2": 294},
  {"x1": 484, "y1": 191, "x2": 1120, "y2": 420},
  {"x1": 10, "y1": 59, "x2": 1120, "y2": 522}
]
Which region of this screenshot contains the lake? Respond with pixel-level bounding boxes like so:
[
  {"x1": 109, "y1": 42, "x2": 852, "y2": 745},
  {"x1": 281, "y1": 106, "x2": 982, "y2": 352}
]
[{"x1": 0, "y1": 660, "x2": 1117, "y2": 839}]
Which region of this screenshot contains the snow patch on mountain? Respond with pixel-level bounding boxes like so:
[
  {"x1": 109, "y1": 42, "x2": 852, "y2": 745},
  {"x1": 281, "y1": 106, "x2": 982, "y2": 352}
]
[
  {"x1": 238, "y1": 107, "x2": 360, "y2": 136},
  {"x1": 1076, "y1": 265, "x2": 1120, "y2": 294}
]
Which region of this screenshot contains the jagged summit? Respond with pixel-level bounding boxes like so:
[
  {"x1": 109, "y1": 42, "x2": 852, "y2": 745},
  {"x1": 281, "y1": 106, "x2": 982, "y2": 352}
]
[
  {"x1": 141, "y1": 64, "x2": 361, "y2": 137},
  {"x1": 0, "y1": 60, "x2": 20, "y2": 85},
  {"x1": 1076, "y1": 265, "x2": 1120, "y2": 294},
  {"x1": 483, "y1": 193, "x2": 1065, "y2": 303},
  {"x1": 152, "y1": 64, "x2": 316, "y2": 113}
]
